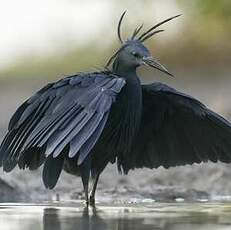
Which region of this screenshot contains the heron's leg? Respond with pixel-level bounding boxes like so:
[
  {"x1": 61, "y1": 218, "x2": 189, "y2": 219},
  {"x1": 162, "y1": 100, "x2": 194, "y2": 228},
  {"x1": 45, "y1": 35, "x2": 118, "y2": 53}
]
[
  {"x1": 81, "y1": 173, "x2": 89, "y2": 205},
  {"x1": 89, "y1": 172, "x2": 100, "y2": 205}
]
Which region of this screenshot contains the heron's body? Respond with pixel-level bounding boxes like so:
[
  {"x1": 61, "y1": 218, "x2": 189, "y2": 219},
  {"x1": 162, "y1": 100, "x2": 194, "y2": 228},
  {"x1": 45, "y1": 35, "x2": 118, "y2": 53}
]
[
  {"x1": 63, "y1": 70, "x2": 143, "y2": 201},
  {"x1": 1, "y1": 13, "x2": 231, "y2": 205}
]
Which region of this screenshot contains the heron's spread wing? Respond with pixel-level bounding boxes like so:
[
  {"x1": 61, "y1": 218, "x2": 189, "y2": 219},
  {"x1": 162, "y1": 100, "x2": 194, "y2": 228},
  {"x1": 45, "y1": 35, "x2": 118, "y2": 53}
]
[
  {"x1": 120, "y1": 82, "x2": 231, "y2": 172},
  {"x1": 0, "y1": 73, "x2": 125, "y2": 184}
]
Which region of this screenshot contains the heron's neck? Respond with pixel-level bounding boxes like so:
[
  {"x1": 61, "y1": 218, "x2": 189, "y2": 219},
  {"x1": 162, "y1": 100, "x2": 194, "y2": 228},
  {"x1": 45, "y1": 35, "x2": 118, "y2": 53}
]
[
  {"x1": 112, "y1": 59, "x2": 137, "y2": 79},
  {"x1": 111, "y1": 57, "x2": 142, "y2": 160}
]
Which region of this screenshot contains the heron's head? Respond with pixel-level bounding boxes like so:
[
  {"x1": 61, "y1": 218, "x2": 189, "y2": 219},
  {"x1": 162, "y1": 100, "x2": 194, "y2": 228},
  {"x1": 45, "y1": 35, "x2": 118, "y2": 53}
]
[{"x1": 106, "y1": 12, "x2": 181, "y2": 76}]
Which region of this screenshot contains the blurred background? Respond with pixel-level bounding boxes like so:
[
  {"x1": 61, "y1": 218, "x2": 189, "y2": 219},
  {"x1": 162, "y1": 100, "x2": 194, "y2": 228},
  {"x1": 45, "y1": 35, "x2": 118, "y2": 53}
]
[{"x1": 0, "y1": 0, "x2": 231, "y2": 202}]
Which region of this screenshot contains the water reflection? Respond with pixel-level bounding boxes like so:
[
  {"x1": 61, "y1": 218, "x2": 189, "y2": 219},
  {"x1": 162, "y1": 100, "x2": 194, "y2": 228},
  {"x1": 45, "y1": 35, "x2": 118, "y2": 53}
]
[
  {"x1": 43, "y1": 208, "x2": 61, "y2": 230},
  {"x1": 43, "y1": 206, "x2": 110, "y2": 230},
  {"x1": 1, "y1": 203, "x2": 231, "y2": 230},
  {"x1": 43, "y1": 206, "x2": 108, "y2": 230}
]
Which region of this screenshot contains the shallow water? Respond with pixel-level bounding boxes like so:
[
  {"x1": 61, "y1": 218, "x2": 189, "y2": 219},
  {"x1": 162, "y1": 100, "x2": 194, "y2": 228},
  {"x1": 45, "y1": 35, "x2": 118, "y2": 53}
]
[{"x1": 1, "y1": 202, "x2": 231, "y2": 230}]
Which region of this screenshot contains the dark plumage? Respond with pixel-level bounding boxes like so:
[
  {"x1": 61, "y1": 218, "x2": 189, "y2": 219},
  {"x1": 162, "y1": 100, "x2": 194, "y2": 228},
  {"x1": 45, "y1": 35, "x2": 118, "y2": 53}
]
[{"x1": 1, "y1": 12, "x2": 231, "y2": 205}]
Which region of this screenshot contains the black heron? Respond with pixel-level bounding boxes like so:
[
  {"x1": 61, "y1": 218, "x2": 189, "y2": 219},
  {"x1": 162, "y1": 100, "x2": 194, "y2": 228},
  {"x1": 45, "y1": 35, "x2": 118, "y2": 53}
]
[{"x1": 1, "y1": 12, "x2": 231, "y2": 205}]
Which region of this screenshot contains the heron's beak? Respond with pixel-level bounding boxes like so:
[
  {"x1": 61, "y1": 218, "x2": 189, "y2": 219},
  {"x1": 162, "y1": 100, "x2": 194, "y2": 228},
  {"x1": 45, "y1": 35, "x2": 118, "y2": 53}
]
[{"x1": 142, "y1": 56, "x2": 174, "y2": 77}]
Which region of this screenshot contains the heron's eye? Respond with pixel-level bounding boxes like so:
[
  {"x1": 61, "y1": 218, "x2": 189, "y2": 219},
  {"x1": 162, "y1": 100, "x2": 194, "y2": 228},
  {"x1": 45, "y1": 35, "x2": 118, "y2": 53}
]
[{"x1": 131, "y1": 51, "x2": 140, "y2": 58}]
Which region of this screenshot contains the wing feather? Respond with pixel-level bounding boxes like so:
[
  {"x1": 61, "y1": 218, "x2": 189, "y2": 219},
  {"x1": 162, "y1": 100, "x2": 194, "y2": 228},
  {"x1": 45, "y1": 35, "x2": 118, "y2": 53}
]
[
  {"x1": 46, "y1": 111, "x2": 94, "y2": 157},
  {"x1": 68, "y1": 113, "x2": 104, "y2": 158},
  {"x1": 0, "y1": 72, "x2": 126, "y2": 187},
  {"x1": 119, "y1": 82, "x2": 231, "y2": 172},
  {"x1": 42, "y1": 152, "x2": 65, "y2": 189},
  {"x1": 24, "y1": 104, "x2": 77, "y2": 149},
  {"x1": 77, "y1": 113, "x2": 109, "y2": 165}
]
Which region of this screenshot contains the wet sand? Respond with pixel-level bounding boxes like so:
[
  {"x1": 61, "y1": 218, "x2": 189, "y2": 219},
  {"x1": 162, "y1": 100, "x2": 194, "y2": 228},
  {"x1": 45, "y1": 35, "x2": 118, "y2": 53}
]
[{"x1": 1, "y1": 202, "x2": 231, "y2": 230}]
